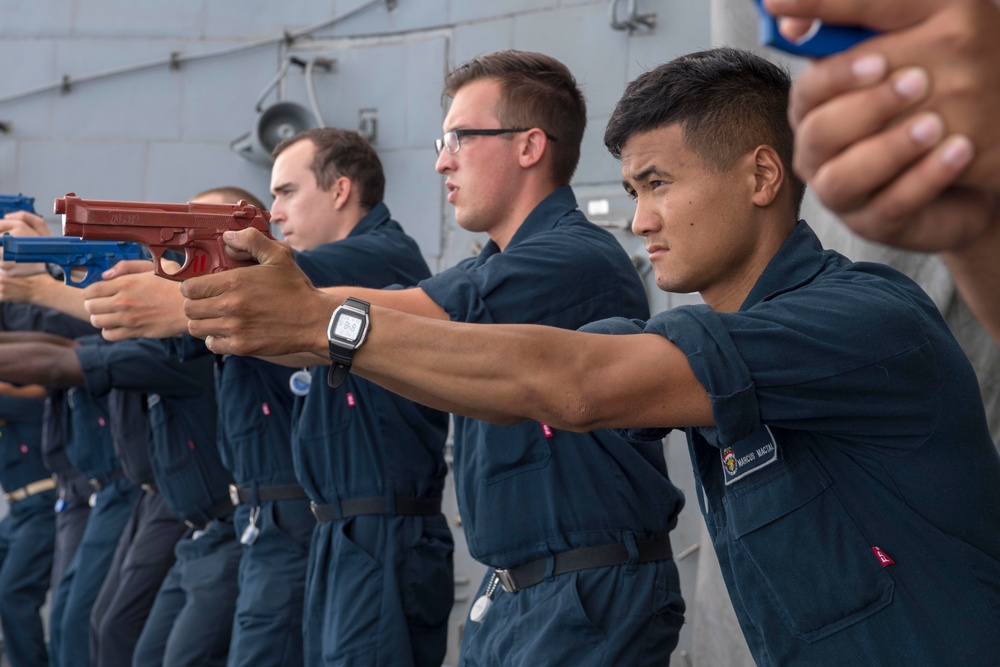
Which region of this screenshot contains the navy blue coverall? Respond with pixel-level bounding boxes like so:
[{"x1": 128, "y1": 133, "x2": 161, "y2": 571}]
[
  {"x1": 208, "y1": 352, "x2": 313, "y2": 667},
  {"x1": 77, "y1": 337, "x2": 204, "y2": 667},
  {"x1": 0, "y1": 303, "x2": 96, "y2": 594},
  {"x1": 50, "y1": 379, "x2": 139, "y2": 667},
  {"x1": 418, "y1": 187, "x2": 686, "y2": 666},
  {"x1": 291, "y1": 202, "x2": 453, "y2": 666},
  {"x1": 131, "y1": 336, "x2": 241, "y2": 667},
  {"x1": 606, "y1": 221, "x2": 1000, "y2": 666},
  {"x1": 0, "y1": 395, "x2": 55, "y2": 667}
]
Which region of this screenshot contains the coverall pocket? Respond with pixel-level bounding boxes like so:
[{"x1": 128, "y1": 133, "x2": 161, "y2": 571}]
[
  {"x1": 725, "y1": 449, "x2": 893, "y2": 642},
  {"x1": 401, "y1": 518, "x2": 454, "y2": 629},
  {"x1": 480, "y1": 421, "x2": 552, "y2": 484},
  {"x1": 267, "y1": 500, "x2": 315, "y2": 554},
  {"x1": 505, "y1": 574, "x2": 607, "y2": 665},
  {"x1": 148, "y1": 408, "x2": 216, "y2": 523},
  {"x1": 325, "y1": 519, "x2": 381, "y2": 663}
]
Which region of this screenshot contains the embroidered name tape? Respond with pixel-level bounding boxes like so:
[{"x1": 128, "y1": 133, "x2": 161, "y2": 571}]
[{"x1": 720, "y1": 425, "x2": 779, "y2": 485}]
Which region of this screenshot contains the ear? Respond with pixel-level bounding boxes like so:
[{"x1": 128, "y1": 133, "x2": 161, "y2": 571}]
[
  {"x1": 330, "y1": 176, "x2": 352, "y2": 210},
  {"x1": 517, "y1": 128, "x2": 549, "y2": 169},
  {"x1": 750, "y1": 145, "x2": 784, "y2": 208}
]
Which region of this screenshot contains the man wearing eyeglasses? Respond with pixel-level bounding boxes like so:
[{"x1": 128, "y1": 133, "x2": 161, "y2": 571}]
[{"x1": 182, "y1": 49, "x2": 686, "y2": 666}]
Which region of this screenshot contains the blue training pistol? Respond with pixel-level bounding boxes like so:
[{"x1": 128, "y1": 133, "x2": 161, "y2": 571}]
[
  {"x1": 751, "y1": 0, "x2": 877, "y2": 57},
  {"x1": 0, "y1": 234, "x2": 145, "y2": 288},
  {"x1": 0, "y1": 193, "x2": 36, "y2": 217}
]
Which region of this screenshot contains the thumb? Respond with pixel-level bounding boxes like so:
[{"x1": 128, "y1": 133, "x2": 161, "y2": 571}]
[{"x1": 221, "y1": 228, "x2": 290, "y2": 266}]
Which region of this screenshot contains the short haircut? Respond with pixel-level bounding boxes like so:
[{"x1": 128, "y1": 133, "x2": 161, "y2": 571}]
[
  {"x1": 604, "y1": 47, "x2": 806, "y2": 213},
  {"x1": 272, "y1": 128, "x2": 385, "y2": 211},
  {"x1": 443, "y1": 50, "x2": 587, "y2": 186},
  {"x1": 192, "y1": 186, "x2": 266, "y2": 209}
]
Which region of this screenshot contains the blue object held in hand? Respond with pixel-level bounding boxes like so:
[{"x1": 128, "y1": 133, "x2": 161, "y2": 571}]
[
  {"x1": 1, "y1": 234, "x2": 145, "y2": 287},
  {"x1": 0, "y1": 193, "x2": 35, "y2": 217},
  {"x1": 752, "y1": 0, "x2": 877, "y2": 57}
]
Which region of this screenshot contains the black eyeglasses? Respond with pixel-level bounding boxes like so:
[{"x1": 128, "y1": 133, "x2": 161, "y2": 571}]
[{"x1": 434, "y1": 128, "x2": 558, "y2": 155}]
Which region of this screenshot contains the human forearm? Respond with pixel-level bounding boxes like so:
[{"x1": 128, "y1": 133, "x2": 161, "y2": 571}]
[
  {"x1": 25, "y1": 276, "x2": 91, "y2": 322},
  {"x1": 352, "y1": 307, "x2": 713, "y2": 431},
  {"x1": 0, "y1": 331, "x2": 75, "y2": 347},
  {"x1": 321, "y1": 285, "x2": 450, "y2": 320},
  {"x1": 0, "y1": 380, "x2": 47, "y2": 399},
  {"x1": 0, "y1": 343, "x2": 84, "y2": 387}
]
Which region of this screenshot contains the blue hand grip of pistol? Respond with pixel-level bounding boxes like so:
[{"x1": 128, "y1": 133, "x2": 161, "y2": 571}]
[
  {"x1": 1, "y1": 234, "x2": 145, "y2": 288},
  {"x1": 0, "y1": 193, "x2": 35, "y2": 217},
  {"x1": 752, "y1": 0, "x2": 877, "y2": 57}
]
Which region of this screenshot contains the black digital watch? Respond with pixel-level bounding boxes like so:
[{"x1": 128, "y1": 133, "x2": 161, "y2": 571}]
[{"x1": 326, "y1": 297, "x2": 370, "y2": 388}]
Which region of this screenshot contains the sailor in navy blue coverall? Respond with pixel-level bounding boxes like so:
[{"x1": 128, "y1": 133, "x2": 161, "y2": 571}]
[
  {"x1": 77, "y1": 335, "x2": 229, "y2": 667},
  {"x1": 602, "y1": 220, "x2": 1000, "y2": 665},
  {"x1": 0, "y1": 303, "x2": 97, "y2": 598},
  {"x1": 131, "y1": 335, "x2": 241, "y2": 667},
  {"x1": 198, "y1": 351, "x2": 313, "y2": 666},
  {"x1": 292, "y1": 203, "x2": 451, "y2": 667},
  {"x1": 89, "y1": 387, "x2": 185, "y2": 667},
  {"x1": 51, "y1": 382, "x2": 139, "y2": 667},
  {"x1": 263, "y1": 130, "x2": 451, "y2": 666},
  {"x1": 346, "y1": 60, "x2": 682, "y2": 665},
  {"x1": 0, "y1": 392, "x2": 56, "y2": 667},
  {"x1": 419, "y1": 185, "x2": 684, "y2": 665}
]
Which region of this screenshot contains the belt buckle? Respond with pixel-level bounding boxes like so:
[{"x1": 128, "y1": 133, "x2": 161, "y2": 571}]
[
  {"x1": 494, "y1": 568, "x2": 520, "y2": 593},
  {"x1": 88, "y1": 478, "x2": 102, "y2": 491},
  {"x1": 309, "y1": 500, "x2": 320, "y2": 521},
  {"x1": 229, "y1": 484, "x2": 241, "y2": 507}
]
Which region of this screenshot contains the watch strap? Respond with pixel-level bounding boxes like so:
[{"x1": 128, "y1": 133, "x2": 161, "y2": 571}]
[
  {"x1": 327, "y1": 362, "x2": 351, "y2": 388},
  {"x1": 327, "y1": 344, "x2": 354, "y2": 388}
]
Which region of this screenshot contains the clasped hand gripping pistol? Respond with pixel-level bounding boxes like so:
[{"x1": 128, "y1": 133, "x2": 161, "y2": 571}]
[
  {"x1": 1, "y1": 235, "x2": 145, "y2": 288},
  {"x1": 0, "y1": 193, "x2": 36, "y2": 217},
  {"x1": 751, "y1": 0, "x2": 876, "y2": 57},
  {"x1": 55, "y1": 193, "x2": 273, "y2": 282}
]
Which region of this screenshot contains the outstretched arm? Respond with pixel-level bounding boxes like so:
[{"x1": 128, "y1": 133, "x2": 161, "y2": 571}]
[
  {"x1": 181, "y1": 229, "x2": 714, "y2": 430},
  {"x1": 0, "y1": 338, "x2": 84, "y2": 387},
  {"x1": 0, "y1": 272, "x2": 92, "y2": 322},
  {"x1": 0, "y1": 380, "x2": 48, "y2": 399}
]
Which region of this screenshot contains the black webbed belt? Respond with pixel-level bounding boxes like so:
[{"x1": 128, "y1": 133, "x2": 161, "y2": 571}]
[
  {"x1": 310, "y1": 496, "x2": 442, "y2": 523},
  {"x1": 229, "y1": 483, "x2": 308, "y2": 506},
  {"x1": 494, "y1": 534, "x2": 673, "y2": 593}
]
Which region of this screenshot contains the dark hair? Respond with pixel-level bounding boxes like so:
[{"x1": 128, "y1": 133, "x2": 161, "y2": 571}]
[
  {"x1": 604, "y1": 47, "x2": 805, "y2": 213},
  {"x1": 272, "y1": 128, "x2": 385, "y2": 211},
  {"x1": 192, "y1": 186, "x2": 266, "y2": 209},
  {"x1": 444, "y1": 50, "x2": 586, "y2": 186}
]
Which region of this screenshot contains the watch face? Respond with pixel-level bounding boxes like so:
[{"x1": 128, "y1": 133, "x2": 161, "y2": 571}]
[{"x1": 333, "y1": 312, "x2": 363, "y2": 342}]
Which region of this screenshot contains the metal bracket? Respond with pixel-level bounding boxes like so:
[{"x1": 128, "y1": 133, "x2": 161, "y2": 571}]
[{"x1": 608, "y1": 0, "x2": 656, "y2": 34}]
